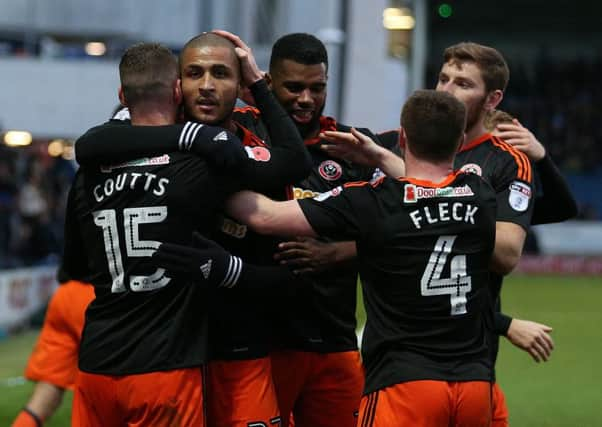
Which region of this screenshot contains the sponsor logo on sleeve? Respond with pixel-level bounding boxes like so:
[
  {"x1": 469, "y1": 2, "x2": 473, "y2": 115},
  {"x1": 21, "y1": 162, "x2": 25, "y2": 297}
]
[
  {"x1": 244, "y1": 146, "x2": 271, "y2": 162},
  {"x1": 403, "y1": 183, "x2": 474, "y2": 203},
  {"x1": 313, "y1": 186, "x2": 343, "y2": 202},
  {"x1": 508, "y1": 181, "x2": 532, "y2": 212},
  {"x1": 318, "y1": 160, "x2": 343, "y2": 181},
  {"x1": 100, "y1": 154, "x2": 170, "y2": 173},
  {"x1": 460, "y1": 163, "x2": 483, "y2": 176}
]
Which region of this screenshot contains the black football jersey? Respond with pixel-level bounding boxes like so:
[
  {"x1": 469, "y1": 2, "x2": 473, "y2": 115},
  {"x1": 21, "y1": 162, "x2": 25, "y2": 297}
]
[
  {"x1": 63, "y1": 152, "x2": 240, "y2": 374},
  {"x1": 299, "y1": 172, "x2": 497, "y2": 393},
  {"x1": 236, "y1": 112, "x2": 403, "y2": 352},
  {"x1": 208, "y1": 118, "x2": 292, "y2": 359}
]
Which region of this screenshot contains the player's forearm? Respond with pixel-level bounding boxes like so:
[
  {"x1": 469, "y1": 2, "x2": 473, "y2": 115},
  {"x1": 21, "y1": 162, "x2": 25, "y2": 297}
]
[
  {"x1": 26, "y1": 381, "x2": 65, "y2": 421},
  {"x1": 242, "y1": 79, "x2": 311, "y2": 188},
  {"x1": 374, "y1": 146, "x2": 405, "y2": 178},
  {"x1": 226, "y1": 191, "x2": 316, "y2": 237},
  {"x1": 75, "y1": 121, "x2": 182, "y2": 165},
  {"x1": 489, "y1": 222, "x2": 526, "y2": 275},
  {"x1": 531, "y1": 154, "x2": 578, "y2": 224}
]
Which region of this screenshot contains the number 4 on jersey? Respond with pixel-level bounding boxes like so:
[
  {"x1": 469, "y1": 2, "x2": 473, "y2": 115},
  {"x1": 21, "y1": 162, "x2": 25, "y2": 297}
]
[{"x1": 420, "y1": 235, "x2": 472, "y2": 315}]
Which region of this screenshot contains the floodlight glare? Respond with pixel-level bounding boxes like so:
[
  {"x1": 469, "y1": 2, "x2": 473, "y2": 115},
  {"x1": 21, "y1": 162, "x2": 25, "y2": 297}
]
[
  {"x1": 85, "y1": 42, "x2": 107, "y2": 56},
  {"x1": 383, "y1": 8, "x2": 416, "y2": 30},
  {"x1": 4, "y1": 130, "x2": 32, "y2": 147}
]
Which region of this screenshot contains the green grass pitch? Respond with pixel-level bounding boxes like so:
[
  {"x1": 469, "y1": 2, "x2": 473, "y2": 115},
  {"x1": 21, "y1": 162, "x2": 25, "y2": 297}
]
[{"x1": 0, "y1": 274, "x2": 600, "y2": 426}]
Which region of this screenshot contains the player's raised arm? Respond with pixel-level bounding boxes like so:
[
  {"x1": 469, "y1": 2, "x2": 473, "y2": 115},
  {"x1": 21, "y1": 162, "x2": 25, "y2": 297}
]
[
  {"x1": 214, "y1": 29, "x2": 312, "y2": 188},
  {"x1": 234, "y1": 78, "x2": 312, "y2": 191}
]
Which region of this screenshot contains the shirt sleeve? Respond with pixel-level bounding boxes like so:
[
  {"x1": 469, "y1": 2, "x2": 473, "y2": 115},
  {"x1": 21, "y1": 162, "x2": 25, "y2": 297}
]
[
  {"x1": 297, "y1": 184, "x2": 374, "y2": 241},
  {"x1": 74, "y1": 121, "x2": 187, "y2": 165},
  {"x1": 531, "y1": 154, "x2": 578, "y2": 224},
  {"x1": 492, "y1": 148, "x2": 535, "y2": 230}
]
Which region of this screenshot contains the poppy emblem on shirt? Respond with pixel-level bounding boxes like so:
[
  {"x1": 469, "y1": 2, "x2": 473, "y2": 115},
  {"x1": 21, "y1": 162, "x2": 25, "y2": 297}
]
[
  {"x1": 460, "y1": 163, "x2": 482, "y2": 176},
  {"x1": 245, "y1": 146, "x2": 271, "y2": 162},
  {"x1": 318, "y1": 160, "x2": 343, "y2": 181}
]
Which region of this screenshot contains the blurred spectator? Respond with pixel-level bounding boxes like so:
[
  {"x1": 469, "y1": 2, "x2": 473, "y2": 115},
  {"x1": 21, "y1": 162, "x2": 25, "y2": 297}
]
[
  {"x1": 0, "y1": 158, "x2": 18, "y2": 266},
  {"x1": 0, "y1": 145, "x2": 75, "y2": 268}
]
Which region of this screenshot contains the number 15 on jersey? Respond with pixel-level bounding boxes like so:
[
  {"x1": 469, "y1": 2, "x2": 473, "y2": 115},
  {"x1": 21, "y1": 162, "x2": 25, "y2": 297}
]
[{"x1": 93, "y1": 206, "x2": 170, "y2": 293}]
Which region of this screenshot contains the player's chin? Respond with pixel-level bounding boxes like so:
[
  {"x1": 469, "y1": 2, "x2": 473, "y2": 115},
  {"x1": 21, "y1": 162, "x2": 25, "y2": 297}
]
[{"x1": 190, "y1": 111, "x2": 224, "y2": 126}]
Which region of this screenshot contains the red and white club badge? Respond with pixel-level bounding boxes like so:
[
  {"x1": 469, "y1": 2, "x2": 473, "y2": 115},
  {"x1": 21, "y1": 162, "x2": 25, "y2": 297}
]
[
  {"x1": 460, "y1": 163, "x2": 482, "y2": 176},
  {"x1": 318, "y1": 160, "x2": 343, "y2": 181}
]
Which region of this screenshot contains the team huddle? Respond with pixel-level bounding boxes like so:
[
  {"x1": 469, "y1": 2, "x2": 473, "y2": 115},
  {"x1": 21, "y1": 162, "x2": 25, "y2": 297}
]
[{"x1": 12, "y1": 29, "x2": 577, "y2": 427}]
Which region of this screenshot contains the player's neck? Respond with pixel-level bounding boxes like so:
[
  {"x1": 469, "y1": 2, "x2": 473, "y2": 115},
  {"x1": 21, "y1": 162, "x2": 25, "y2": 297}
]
[
  {"x1": 130, "y1": 108, "x2": 177, "y2": 126},
  {"x1": 463, "y1": 121, "x2": 488, "y2": 147},
  {"x1": 405, "y1": 152, "x2": 454, "y2": 183}
]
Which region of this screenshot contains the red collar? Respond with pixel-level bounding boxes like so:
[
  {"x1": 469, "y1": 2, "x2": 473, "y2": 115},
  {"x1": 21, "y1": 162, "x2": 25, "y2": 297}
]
[{"x1": 304, "y1": 116, "x2": 337, "y2": 146}]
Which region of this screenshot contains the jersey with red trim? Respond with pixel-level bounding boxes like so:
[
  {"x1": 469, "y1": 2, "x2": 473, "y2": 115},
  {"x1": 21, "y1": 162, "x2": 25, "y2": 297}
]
[
  {"x1": 208, "y1": 118, "x2": 291, "y2": 360},
  {"x1": 298, "y1": 172, "x2": 497, "y2": 393},
  {"x1": 454, "y1": 132, "x2": 534, "y2": 371},
  {"x1": 237, "y1": 111, "x2": 403, "y2": 352},
  {"x1": 63, "y1": 153, "x2": 241, "y2": 375}
]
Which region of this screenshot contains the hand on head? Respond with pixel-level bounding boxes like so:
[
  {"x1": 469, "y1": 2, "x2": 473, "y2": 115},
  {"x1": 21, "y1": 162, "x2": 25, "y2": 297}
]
[{"x1": 212, "y1": 29, "x2": 265, "y2": 87}]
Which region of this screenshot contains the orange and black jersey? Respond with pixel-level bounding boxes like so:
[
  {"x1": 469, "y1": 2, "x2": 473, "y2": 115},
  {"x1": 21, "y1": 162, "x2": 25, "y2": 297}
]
[
  {"x1": 454, "y1": 133, "x2": 534, "y2": 374},
  {"x1": 455, "y1": 133, "x2": 533, "y2": 230},
  {"x1": 299, "y1": 172, "x2": 497, "y2": 393},
  {"x1": 62, "y1": 153, "x2": 242, "y2": 375}
]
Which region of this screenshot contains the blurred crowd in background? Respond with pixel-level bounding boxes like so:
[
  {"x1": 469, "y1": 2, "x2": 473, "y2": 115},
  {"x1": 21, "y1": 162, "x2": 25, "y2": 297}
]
[
  {"x1": 1, "y1": 54, "x2": 600, "y2": 267},
  {"x1": 0, "y1": 146, "x2": 75, "y2": 268}
]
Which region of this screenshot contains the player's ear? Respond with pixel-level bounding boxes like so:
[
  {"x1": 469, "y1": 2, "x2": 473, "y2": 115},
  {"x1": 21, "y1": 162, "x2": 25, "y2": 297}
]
[
  {"x1": 118, "y1": 86, "x2": 127, "y2": 107},
  {"x1": 485, "y1": 89, "x2": 503, "y2": 112},
  {"x1": 173, "y1": 78, "x2": 183, "y2": 105}
]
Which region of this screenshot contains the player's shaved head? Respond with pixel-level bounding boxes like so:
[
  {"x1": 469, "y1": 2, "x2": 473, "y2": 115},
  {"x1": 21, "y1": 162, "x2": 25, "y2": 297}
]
[
  {"x1": 402, "y1": 90, "x2": 466, "y2": 162},
  {"x1": 179, "y1": 32, "x2": 239, "y2": 72}
]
